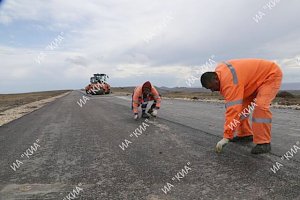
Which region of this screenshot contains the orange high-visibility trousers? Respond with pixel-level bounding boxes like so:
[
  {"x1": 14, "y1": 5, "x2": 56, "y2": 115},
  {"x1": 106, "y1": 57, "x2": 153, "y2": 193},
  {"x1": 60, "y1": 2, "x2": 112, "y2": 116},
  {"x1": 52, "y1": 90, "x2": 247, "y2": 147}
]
[
  {"x1": 252, "y1": 64, "x2": 282, "y2": 144},
  {"x1": 236, "y1": 97, "x2": 254, "y2": 137}
]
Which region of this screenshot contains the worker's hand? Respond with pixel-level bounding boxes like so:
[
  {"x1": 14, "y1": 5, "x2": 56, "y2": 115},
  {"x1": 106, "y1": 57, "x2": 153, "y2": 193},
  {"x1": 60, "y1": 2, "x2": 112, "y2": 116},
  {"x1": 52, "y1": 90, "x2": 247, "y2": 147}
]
[
  {"x1": 216, "y1": 138, "x2": 229, "y2": 153},
  {"x1": 133, "y1": 113, "x2": 138, "y2": 120}
]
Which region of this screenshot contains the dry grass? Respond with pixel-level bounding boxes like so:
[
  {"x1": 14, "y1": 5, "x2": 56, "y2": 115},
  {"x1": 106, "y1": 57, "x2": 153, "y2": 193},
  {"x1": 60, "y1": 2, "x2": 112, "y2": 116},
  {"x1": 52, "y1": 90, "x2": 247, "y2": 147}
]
[
  {"x1": 0, "y1": 90, "x2": 71, "y2": 112},
  {"x1": 111, "y1": 87, "x2": 300, "y2": 106}
]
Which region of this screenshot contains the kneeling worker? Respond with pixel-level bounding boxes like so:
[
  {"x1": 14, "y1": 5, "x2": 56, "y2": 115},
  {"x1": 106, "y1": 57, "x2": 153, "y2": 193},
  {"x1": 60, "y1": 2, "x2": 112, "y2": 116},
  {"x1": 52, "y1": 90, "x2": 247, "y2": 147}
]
[
  {"x1": 200, "y1": 59, "x2": 282, "y2": 154},
  {"x1": 132, "y1": 81, "x2": 162, "y2": 119}
]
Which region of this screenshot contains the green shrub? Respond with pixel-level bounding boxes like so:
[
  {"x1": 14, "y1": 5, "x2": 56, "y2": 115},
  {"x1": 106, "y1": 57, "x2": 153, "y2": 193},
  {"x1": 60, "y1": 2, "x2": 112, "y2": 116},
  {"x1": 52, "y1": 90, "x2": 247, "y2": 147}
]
[{"x1": 276, "y1": 91, "x2": 295, "y2": 98}]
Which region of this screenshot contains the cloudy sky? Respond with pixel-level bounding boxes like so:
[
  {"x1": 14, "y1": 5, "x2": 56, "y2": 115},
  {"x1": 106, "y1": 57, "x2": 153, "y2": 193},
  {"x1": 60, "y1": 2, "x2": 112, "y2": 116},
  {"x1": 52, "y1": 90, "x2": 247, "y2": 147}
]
[{"x1": 0, "y1": 0, "x2": 299, "y2": 93}]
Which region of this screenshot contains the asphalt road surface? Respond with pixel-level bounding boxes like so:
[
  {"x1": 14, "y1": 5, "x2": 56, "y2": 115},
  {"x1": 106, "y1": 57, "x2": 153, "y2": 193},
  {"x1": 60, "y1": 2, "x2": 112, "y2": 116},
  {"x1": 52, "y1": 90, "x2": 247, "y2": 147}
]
[{"x1": 0, "y1": 91, "x2": 299, "y2": 200}]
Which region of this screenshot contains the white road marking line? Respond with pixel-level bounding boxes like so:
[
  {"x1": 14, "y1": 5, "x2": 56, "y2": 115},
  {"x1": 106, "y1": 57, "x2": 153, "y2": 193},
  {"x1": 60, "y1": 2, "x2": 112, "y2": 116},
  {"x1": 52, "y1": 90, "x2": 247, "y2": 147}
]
[
  {"x1": 289, "y1": 128, "x2": 300, "y2": 131},
  {"x1": 114, "y1": 96, "x2": 131, "y2": 101},
  {"x1": 272, "y1": 123, "x2": 281, "y2": 127}
]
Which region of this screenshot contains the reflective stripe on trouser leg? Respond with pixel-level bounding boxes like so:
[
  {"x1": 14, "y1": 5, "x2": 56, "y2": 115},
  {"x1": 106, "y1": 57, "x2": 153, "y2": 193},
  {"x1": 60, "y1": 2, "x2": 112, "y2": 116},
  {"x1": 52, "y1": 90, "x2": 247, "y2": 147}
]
[{"x1": 252, "y1": 107, "x2": 272, "y2": 144}]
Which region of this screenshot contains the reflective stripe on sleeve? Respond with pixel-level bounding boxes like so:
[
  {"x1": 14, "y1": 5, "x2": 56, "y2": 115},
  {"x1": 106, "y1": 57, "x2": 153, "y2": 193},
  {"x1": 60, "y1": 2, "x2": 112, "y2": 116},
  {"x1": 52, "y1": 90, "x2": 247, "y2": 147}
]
[
  {"x1": 240, "y1": 114, "x2": 249, "y2": 120},
  {"x1": 223, "y1": 62, "x2": 238, "y2": 85},
  {"x1": 225, "y1": 99, "x2": 243, "y2": 108}
]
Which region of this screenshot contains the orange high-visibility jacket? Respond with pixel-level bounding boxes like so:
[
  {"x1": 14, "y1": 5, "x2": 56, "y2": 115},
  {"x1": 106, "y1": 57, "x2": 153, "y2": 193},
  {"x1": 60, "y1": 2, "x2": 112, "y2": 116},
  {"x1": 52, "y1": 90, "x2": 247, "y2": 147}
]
[
  {"x1": 132, "y1": 83, "x2": 161, "y2": 113},
  {"x1": 215, "y1": 59, "x2": 281, "y2": 139}
]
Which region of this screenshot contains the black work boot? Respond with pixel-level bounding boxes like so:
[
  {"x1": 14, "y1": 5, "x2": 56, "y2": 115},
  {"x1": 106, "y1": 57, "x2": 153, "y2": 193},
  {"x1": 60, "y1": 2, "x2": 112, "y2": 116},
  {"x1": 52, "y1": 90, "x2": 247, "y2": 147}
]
[
  {"x1": 251, "y1": 143, "x2": 271, "y2": 154},
  {"x1": 142, "y1": 112, "x2": 150, "y2": 118},
  {"x1": 230, "y1": 135, "x2": 253, "y2": 143},
  {"x1": 147, "y1": 109, "x2": 153, "y2": 115}
]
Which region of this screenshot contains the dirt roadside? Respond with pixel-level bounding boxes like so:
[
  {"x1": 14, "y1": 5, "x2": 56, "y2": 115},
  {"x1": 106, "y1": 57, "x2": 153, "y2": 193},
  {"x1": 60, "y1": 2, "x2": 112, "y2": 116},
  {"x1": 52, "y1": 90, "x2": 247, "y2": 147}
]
[{"x1": 0, "y1": 90, "x2": 71, "y2": 126}]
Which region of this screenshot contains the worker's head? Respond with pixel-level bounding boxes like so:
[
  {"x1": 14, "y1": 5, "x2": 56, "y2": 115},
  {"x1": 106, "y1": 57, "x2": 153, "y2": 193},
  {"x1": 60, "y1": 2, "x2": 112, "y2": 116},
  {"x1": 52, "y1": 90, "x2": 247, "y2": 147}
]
[
  {"x1": 200, "y1": 72, "x2": 220, "y2": 92},
  {"x1": 142, "y1": 81, "x2": 152, "y2": 95}
]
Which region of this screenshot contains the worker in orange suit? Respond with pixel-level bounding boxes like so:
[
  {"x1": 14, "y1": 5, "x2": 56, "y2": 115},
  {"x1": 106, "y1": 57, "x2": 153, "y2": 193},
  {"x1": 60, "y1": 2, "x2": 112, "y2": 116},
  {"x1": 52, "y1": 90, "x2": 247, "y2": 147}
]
[
  {"x1": 132, "y1": 81, "x2": 162, "y2": 120},
  {"x1": 200, "y1": 59, "x2": 282, "y2": 154}
]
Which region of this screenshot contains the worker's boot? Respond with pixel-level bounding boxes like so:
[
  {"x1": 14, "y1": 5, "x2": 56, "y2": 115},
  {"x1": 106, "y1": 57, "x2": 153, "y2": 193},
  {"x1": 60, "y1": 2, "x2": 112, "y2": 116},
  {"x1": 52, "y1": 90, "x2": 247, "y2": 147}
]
[
  {"x1": 230, "y1": 135, "x2": 253, "y2": 143},
  {"x1": 142, "y1": 112, "x2": 150, "y2": 119},
  {"x1": 147, "y1": 109, "x2": 153, "y2": 115},
  {"x1": 251, "y1": 143, "x2": 271, "y2": 154}
]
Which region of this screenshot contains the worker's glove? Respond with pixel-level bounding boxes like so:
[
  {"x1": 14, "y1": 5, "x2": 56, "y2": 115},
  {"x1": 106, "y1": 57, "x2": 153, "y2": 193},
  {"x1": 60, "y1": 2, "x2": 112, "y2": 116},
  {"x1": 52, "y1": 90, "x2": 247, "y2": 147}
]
[
  {"x1": 133, "y1": 113, "x2": 138, "y2": 120},
  {"x1": 216, "y1": 138, "x2": 229, "y2": 153}
]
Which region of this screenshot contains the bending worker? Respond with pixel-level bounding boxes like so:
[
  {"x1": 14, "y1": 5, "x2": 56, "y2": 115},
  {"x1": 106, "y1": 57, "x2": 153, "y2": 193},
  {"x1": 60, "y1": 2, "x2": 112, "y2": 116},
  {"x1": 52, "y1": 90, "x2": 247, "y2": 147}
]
[
  {"x1": 200, "y1": 59, "x2": 282, "y2": 154},
  {"x1": 132, "y1": 81, "x2": 161, "y2": 120}
]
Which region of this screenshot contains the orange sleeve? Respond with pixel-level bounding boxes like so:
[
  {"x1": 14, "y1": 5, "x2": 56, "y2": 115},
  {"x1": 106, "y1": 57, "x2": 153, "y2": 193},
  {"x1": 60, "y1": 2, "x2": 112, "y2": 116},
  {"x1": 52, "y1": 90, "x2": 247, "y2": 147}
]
[
  {"x1": 151, "y1": 87, "x2": 161, "y2": 108},
  {"x1": 132, "y1": 87, "x2": 141, "y2": 113},
  {"x1": 222, "y1": 84, "x2": 244, "y2": 139}
]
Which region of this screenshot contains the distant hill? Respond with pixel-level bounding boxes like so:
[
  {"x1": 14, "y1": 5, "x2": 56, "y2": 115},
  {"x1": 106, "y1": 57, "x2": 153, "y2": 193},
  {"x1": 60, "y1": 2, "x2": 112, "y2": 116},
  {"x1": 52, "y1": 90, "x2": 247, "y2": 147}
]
[{"x1": 281, "y1": 82, "x2": 300, "y2": 91}]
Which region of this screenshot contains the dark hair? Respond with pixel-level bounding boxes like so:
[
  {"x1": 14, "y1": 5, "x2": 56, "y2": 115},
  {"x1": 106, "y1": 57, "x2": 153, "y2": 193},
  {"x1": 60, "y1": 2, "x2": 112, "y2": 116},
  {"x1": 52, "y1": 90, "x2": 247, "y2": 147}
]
[{"x1": 201, "y1": 72, "x2": 216, "y2": 88}]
